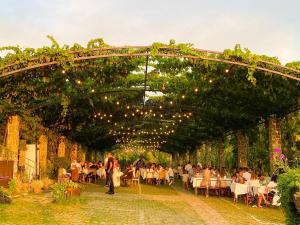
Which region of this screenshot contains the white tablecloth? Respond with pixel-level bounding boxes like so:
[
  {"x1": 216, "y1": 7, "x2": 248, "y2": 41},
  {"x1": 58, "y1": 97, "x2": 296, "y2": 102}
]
[
  {"x1": 230, "y1": 182, "x2": 248, "y2": 198},
  {"x1": 192, "y1": 177, "x2": 232, "y2": 188}
]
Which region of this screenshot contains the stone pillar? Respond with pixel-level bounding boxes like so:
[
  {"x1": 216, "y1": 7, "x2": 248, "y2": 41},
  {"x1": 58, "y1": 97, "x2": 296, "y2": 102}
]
[
  {"x1": 217, "y1": 139, "x2": 225, "y2": 169},
  {"x1": 205, "y1": 142, "x2": 211, "y2": 167},
  {"x1": 5, "y1": 115, "x2": 21, "y2": 174},
  {"x1": 38, "y1": 135, "x2": 48, "y2": 176},
  {"x1": 77, "y1": 145, "x2": 86, "y2": 162},
  {"x1": 189, "y1": 149, "x2": 195, "y2": 164},
  {"x1": 236, "y1": 130, "x2": 248, "y2": 168},
  {"x1": 179, "y1": 153, "x2": 184, "y2": 165},
  {"x1": 171, "y1": 153, "x2": 176, "y2": 167},
  {"x1": 70, "y1": 142, "x2": 78, "y2": 162},
  {"x1": 268, "y1": 116, "x2": 282, "y2": 170},
  {"x1": 195, "y1": 146, "x2": 201, "y2": 165},
  {"x1": 18, "y1": 139, "x2": 27, "y2": 168},
  {"x1": 57, "y1": 136, "x2": 66, "y2": 157}
]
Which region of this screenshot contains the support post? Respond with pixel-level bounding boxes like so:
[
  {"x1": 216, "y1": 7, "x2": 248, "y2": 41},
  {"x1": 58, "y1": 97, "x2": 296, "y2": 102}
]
[
  {"x1": 236, "y1": 130, "x2": 248, "y2": 168},
  {"x1": 38, "y1": 135, "x2": 48, "y2": 177},
  {"x1": 57, "y1": 136, "x2": 66, "y2": 157},
  {"x1": 268, "y1": 116, "x2": 282, "y2": 171},
  {"x1": 5, "y1": 115, "x2": 21, "y2": 175},
  {"x1": 218, "y1": 139, "x2": 225, "y2": 169},
  {"x1": 205, "y1": 142, "x2": 211, "y2": 167}
]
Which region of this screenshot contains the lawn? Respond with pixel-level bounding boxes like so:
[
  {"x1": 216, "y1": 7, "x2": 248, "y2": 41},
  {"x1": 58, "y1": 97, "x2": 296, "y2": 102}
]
[{"x1": 0, "y1": 181, "x2": 286, "y2": 225}]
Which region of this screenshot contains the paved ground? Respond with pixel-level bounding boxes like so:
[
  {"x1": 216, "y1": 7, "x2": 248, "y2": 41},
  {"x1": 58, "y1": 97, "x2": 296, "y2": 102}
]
[{"x1": 0, "y1": 182, "x2": 285, "y2": 225}]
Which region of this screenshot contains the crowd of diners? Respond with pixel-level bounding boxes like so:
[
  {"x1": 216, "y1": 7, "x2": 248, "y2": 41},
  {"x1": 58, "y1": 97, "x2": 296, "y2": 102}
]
[
  {"x1": 177, "y1": 161, "x2": 280, "y2": 208},
  {"x1": 62, "y1": 159, "x2": 280, "y2": 208}
]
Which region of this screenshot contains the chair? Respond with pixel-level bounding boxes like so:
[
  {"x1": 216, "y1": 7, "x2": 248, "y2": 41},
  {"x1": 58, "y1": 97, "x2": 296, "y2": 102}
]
[{"x1": 131, "y1": 170, "x2": 140, "y2": 185}]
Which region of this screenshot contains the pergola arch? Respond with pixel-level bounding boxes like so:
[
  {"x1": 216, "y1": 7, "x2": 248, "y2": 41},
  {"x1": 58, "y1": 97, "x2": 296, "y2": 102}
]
[
  {"x1": 0, "y1": 40, "x2": 299, "y2": 157},
  {"x1": 1, "y1": 46, "x2": 300, "y2": 81}
]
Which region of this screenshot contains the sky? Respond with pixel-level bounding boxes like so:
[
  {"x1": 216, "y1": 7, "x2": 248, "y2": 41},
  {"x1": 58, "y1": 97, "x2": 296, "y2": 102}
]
[{"x1": 0, "y1": 0, "x2": 299, "y2": 63}]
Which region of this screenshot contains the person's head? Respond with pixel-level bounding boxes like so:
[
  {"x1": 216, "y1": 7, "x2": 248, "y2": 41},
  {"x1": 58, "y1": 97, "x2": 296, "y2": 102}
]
[{"x1": 107, "y1": 152, "x2": 113, "y2": 158}]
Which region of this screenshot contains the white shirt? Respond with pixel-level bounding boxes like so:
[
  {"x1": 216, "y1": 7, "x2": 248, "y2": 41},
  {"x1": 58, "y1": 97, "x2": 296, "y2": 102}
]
[
  {"x1": 243, "y1": 172, "x2": 251, "y2": 181},
  {"x1": 168, "y1": 168, "x2": 174, "y2": 177},
  {"x1": 185, "y1": 164, "x2": 192, "y2": 172}
]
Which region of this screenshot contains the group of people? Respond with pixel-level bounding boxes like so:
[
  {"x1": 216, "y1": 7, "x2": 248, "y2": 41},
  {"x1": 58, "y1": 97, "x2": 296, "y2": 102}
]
[
  {"x1": 139, "y1": 163, "x2": 175, "y2": 185},
  {"x1": 176, "y1": 161, "x2": 280, "y2": 208}
]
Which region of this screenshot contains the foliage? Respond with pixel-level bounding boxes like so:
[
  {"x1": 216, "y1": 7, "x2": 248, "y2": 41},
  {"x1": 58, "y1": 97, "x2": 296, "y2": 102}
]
[
  {"x1": 8, "y1": 179, "x2": 17, "y2": 195},
  {"x1": 0, "y1": 37, "x2": 299, "y2": 160},
  {"x1": 278, "y1": 169, "x2": 300, "y2": 225},
  {"x1": 271, "y1": 147, "x2": 289, "y2": 173},
  {"x1": 51, "y1": 182, "x2": 67, "y2": 202},
  {"x1": 0, "y1": 187, "x2": 12, "y2": 204}
]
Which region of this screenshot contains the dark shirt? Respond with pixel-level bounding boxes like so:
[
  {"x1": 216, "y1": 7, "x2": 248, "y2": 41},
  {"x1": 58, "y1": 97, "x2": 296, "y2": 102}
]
[{"x1": 106, "y1": 157, "x2": 114, "y2": 172}]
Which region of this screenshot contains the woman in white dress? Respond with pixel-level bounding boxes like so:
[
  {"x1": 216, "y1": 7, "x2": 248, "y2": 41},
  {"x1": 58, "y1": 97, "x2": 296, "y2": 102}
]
[
  {"x1": 113, "y1": 166, "x2": 123, "y2": 187},
  {"x1": 146, "y1": 165, "x2": 154, "y2": 184}
]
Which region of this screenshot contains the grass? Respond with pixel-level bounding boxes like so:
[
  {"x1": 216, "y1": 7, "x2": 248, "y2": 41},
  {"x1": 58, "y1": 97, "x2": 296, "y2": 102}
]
[
  {"x1": 0, "y1": 180, "x2": 286, "y2": 225},
  {"x1": 0, "y1": 183, "x2": 199, "y2": 225}
]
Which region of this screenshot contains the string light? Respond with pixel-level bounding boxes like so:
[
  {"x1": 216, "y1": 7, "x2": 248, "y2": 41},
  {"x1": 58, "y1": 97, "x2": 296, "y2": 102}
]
[
  {"x1": 194, "y1": 88, "x2": 198, "y2": 92},
  {"x1": 181, "y1": 95, "x2": 185, "y2": 99},
  {"x1": 225, "y1": 69, "x2": 229, "y2": 73},
  {"x1": 104, "y1": 96, "x2": 108, "y2": 100},
  {"x1": 209, "y1": 79, "x2": 213, "y2": 83}
]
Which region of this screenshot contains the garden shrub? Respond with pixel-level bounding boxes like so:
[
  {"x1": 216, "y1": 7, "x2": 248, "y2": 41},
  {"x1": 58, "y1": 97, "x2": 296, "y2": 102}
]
[{"x1": 278, "y1": 169, "x2": 300, "y2": 225}]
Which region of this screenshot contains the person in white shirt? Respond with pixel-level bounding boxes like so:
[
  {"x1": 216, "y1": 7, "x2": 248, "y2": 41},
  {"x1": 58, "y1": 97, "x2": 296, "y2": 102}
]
[
  {"x1": 167, "y1": 167, "x2": 174, "y2": 185},
  {"x1": 185, "y1": 162, "x2": 192, "y2": 173},
  {"x1": 242, "y1": 167, "x2": 251, "y2": 181}
]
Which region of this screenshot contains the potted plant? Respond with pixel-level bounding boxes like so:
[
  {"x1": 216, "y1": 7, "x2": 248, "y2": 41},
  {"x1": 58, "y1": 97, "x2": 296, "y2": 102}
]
[
  {"x1": 31, "y1": 180, "x2": 44, "y2": 193},
  {"x1": 42, "y1": 177, "x2": 53, "y2": 191},
  {"x1": 67, "y1": 181, "x2": 81, "y2": 196}
]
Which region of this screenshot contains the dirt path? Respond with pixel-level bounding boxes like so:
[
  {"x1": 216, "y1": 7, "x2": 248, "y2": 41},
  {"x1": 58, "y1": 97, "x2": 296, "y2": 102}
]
[{"x1": 142, "y1": 187, "x2": 230, "y2": 225}]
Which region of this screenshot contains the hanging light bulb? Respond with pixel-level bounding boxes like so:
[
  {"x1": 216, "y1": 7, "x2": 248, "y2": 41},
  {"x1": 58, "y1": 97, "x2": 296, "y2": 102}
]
[
  {"x1": 104, "y1": 96, "x2": 108, "y2": 100},
  {"x1": 91, "y1": 89, "x2": 95, "y2": 93},
  {"x1": 194, "y1": 88, "x2": 198, "y2": 92},
  {"x1": 225, "y1": 69, "x2": 229, "y2": 73},
  {"x1": 209, "y1": 79, "x2": 213, "y2": 83},
  {"x1": 181, "y1": 95, "x2": 185, "y2": 99}
]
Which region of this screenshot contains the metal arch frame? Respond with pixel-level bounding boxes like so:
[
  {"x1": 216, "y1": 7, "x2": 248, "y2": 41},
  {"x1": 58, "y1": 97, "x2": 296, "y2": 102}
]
[{"x1": 1, "y1": 46, "x2": 299, "y2": 81}]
